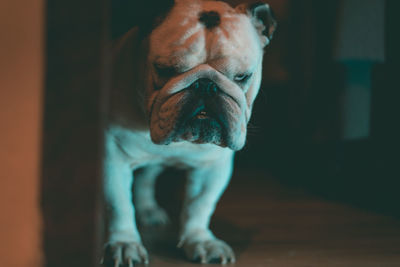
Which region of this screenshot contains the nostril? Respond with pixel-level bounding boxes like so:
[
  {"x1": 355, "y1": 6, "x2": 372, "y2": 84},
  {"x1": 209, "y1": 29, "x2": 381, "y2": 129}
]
[
  {"x1": 206, "y1": 82, "x2": 218, "y2": 97},
  {"x1": 209, "y1": 83, "x2": 218, "y2": 95},
  {"x1": 192, "y1": 78, "x2": 218, "y2": 96},
  {"x1": 192, "y1": 81, "x2": 200, "y2": 89}
]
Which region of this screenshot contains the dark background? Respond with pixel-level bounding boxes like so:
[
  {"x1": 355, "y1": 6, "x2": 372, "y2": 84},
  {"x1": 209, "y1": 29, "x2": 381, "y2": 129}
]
[
  {"x1": 37, "y1": 0, "x2": 399, "y2": 266},
  {"x1": 110, "y1": 0, "x2": 400, "y2": 217}
]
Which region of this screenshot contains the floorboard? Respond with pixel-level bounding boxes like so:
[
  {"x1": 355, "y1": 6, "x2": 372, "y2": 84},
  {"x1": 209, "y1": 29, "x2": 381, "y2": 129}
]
[{"x1": 136, "y1": 170, "x2": 400, "y2": 267}]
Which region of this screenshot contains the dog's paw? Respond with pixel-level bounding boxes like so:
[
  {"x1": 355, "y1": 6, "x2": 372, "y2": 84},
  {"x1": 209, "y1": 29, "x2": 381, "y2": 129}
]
[
  {"x1": 102, "y1": 241, "x2": 149, "y2": 267},
  {"x1": 137, "y1": 207, "x2": 170, "y2": 227},
  {"x1": 180, "y1": 238, "x2": 236, "y2": 264}
]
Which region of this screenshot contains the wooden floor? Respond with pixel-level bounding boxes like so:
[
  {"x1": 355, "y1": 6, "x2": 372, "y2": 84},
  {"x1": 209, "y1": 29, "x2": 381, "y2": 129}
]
[{"x1": 136, "y1": 170, "x2": 400, "y2": 267}]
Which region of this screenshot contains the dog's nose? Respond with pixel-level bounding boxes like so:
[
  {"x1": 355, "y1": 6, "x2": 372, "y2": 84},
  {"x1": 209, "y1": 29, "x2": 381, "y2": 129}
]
[{"x1": 191, "y1": 78, "x2": 218, "y2": 97}]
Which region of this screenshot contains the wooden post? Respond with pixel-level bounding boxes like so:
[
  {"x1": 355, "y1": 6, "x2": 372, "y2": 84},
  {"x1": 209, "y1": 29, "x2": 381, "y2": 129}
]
[{"x1": 41, "y1": 1, "x2": 109, "y2": 266}]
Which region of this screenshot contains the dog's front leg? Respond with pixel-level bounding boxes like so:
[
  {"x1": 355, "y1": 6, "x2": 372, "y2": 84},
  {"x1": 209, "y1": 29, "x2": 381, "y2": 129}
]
[
  {"x1": 179, "y1": 150, "x2": 236, "y2": 264},
  {"x1": 102, "y1": 139, "x2": 148, "y2": 266}
]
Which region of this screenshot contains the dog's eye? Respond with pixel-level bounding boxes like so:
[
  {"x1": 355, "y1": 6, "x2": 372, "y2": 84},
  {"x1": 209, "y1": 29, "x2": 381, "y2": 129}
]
[
  {"x1": 234, "y1": 73, "x2": 252, "y2": 83},
  {"x1": 154, "y1": 63, "x2": 178, "y2": 77}
]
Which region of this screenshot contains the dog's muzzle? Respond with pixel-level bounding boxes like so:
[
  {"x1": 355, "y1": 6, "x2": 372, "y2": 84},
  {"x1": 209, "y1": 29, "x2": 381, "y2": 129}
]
[
  {"x1": 185, "y1": 78, "x2": 219, "y2": 118},
  {"x1": 149, "y1": 64, "x2": 248, "y2": 149}
]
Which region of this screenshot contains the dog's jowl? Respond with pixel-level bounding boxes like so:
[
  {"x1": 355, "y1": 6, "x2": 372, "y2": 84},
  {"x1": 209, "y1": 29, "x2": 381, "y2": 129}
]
[{"x1": 103, "y1": 0, "x2": 276, "y2": 265}]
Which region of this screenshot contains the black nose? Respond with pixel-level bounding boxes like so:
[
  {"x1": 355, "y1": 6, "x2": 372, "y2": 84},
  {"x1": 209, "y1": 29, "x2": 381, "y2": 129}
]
[{"x1": 191, "y1": 78, "x2": 218, "y2": 97}]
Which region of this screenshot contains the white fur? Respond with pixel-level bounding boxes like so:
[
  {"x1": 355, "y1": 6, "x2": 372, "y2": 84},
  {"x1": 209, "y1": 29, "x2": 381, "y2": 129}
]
[{"x1": 103, "y1": 0, "x2": 270, "y2": 265}]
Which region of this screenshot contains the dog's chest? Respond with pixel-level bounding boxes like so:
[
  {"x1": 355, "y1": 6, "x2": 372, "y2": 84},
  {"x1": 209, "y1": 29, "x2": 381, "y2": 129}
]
[{"x1": 109, "y1": 126, "x2": 230, "y2": 169}]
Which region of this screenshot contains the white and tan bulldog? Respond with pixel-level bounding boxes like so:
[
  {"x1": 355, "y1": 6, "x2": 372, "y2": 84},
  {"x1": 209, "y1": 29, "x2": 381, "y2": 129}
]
[{"x1": 103, "y1": 0, "x2": 276, "y2": 265}]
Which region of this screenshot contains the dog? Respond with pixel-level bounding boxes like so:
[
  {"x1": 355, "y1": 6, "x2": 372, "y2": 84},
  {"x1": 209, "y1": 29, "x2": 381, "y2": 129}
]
[{"x1": 103, "y1": 0, "x2": 276, "y2": 265}]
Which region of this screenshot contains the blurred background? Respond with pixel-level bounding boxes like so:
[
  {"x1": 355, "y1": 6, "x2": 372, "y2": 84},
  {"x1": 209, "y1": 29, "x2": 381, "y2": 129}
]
[
  {"x1": 1, "y1": 0, "x2": 399, "y2": 266},
  {"x1": 113, "y1": 0, "x2": 399, "y2": 215}
]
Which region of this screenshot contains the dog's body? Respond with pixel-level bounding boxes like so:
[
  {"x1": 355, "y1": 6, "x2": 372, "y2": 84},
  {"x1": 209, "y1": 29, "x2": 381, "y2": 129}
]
[{"x1": 103, "y1": 0, "x2": 276, "y2": 265}]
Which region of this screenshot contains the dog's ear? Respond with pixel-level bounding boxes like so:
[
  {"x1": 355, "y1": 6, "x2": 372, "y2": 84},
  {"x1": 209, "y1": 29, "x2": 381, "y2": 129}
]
[{"x1": 236, "y1": 1, "x2": 277, "y2": 47}]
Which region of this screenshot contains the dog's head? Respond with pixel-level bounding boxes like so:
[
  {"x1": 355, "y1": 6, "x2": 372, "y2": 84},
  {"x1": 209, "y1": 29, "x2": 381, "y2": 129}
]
[{"x1": 146, "y1": 0, "x2": 276, "y2": 150}]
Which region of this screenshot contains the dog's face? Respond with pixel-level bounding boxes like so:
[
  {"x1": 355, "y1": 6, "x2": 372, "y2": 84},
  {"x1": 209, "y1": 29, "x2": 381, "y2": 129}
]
[{"x1": 146, "y1": 0, "x2": 276, "y2": 150}]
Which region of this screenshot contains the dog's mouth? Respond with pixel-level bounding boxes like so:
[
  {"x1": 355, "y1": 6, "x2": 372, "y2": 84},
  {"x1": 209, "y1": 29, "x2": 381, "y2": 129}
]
[
  {"x1": 188, "y1": 103, "x2": 217, "y2": 121},
  {"x1": 195, "y1": 110, "x2": 209, "y2": 119},
  {"x1": 148, "y1": 65, "x2": 247, "y2": 150},
  {"x1": 174, "y1": 98, "x2": 226, "y2": 146}
]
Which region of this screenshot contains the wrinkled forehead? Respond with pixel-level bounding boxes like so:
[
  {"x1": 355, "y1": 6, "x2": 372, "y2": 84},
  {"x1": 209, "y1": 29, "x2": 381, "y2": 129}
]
[{"x1": 149, "y1": 0, "x2": 262, "y2": 69}]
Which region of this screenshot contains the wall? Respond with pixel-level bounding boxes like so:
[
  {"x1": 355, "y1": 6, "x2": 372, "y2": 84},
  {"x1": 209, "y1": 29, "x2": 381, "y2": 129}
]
[{"x1": 0, "y1": 1, "x2": 44, "y2": 266}]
